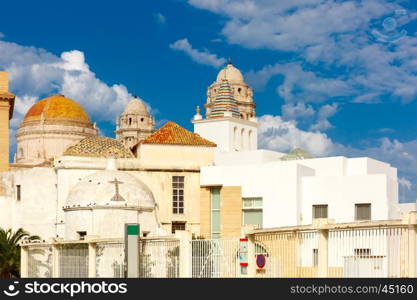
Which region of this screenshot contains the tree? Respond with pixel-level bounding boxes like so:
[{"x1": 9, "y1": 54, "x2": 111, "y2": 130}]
[{"x1": 0, "y1": 228, "x2": 40, "y2": 278}]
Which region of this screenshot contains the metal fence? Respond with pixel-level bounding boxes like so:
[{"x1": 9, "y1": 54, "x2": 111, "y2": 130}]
[
  {"x1": 253, "y1": 231, "x2": 318, "y2": 278},
  {"x1": 250, "y1": 222, "x2": 412, "y2": 278},
  {"x1": 58, "y1": 244, "x2": 89, "y2": 278},
  {"x1": 21, "y1": 214, "x2": 417, "y2": 278},
  {"x1": 327, "y1": 227, "x2": 408, "y2": 278},
  {"x1": 191, "y1": 238, "x2": 240, "y2": 278},
  {"x1": 139, "y1": 239, "x2": 180, "y2": 278}
]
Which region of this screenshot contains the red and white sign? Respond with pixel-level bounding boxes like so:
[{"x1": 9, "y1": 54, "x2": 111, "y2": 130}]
[
  {"x1": 239, "y1": 238, "x2": 248, "y2": 267},
  {"x1": 256, "y1": 254, "x2": 266, "y2": 269}
]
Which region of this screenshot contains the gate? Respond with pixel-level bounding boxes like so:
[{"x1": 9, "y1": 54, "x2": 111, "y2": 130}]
[
  {"x1": 58, "y1": 244, "x2": 89, "y2": 278},
  {"x1": 139, "y1": 239, "x2": 180, "y2": 278},
  {"x1": 191, "y1": 238, "x2": 240, "y2": 278}
]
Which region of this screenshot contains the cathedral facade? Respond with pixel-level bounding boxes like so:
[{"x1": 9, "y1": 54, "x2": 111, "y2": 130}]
[{"x1": 0, "y1": 62, "x2": 414, "y2": 244}]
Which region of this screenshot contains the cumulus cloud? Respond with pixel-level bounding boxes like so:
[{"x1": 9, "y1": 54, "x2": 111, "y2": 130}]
[
  {"x1": 170, "y1": 38, "x2": 226, "y2": 68},
  {"x1": 309, "y1": 103, "x2": 338, "y2": 131},
  {"x1": 258, "y1": 115, "x2": 334, "y2": 157},
  {"x1": 281, "y1": 102, "x2": 315, "y2": 121},
  {"x1": 399, "y1": 177, "x2": 412, "y2": 190},
  {"x1": 257, "y1": 113, "x2": 417, "y2": 202},
  {"x1": 0, "y1": 39, "x2": 152, "y2": 159},
  {"x1": 189, "y1": 1, "x2": 417, "y2": 202},
  {"x1": 191, "y1": 0, "x2": 417, "y2": 106}
]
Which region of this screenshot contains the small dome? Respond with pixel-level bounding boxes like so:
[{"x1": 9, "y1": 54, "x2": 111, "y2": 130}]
[
  {"x1": 281, "y1": 148, "x2": 313, "y2": 161},
  {"x1": 64, "y1": 136, "x2": 134, "y2": 158},
  {"x1": 67, "y1": 169, "x2": 155, "y2": 208},
  {"x1": 22, "y1": 94, "x2": 93, "y2": 127},
  {"x1": 216, "y1": 62, "x2": 244, "y2": 83},
  {"x1": 122, "y1": 98, "x2": 149, "y2": 115}
]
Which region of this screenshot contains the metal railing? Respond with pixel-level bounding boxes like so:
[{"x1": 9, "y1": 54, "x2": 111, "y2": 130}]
[
  {"x1": 20, "y1": 212, "x2": 417, "y2": 278},
  {"x1": 191, "y1": 238, "x2": 240, "y2": 278}
]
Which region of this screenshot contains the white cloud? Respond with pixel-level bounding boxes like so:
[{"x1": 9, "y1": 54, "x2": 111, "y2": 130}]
[
  {"x1": 0, "y1": 32, "x2": 4, "y2": 39},
  {"x1": 169, "y1": 38, "x2": 226, "y2": 68},
  {"x1": 258, "y1": 114, "x2": 334, "y2": 157},
  {"x1": 0, "y1": 39, "x2": 153, "y2": 158},
  {"x1": 399, "y1": 177, "x2": 412, "y2": 190},
  {"x1": 257, "y1": 113, "x2": 417, "y2": 202},
  {"x1": 281, "y1": 102, "x2": 315, "y2": 120},
  {"x1": 191, "y1": 0, "x2": 417, "y2": 106},
  {"x1": 309, "y1": 103, "x2": 338, "y2": 131},
  {"x1": 246, "y1": 62, "x2": 352, "y2": 103}
]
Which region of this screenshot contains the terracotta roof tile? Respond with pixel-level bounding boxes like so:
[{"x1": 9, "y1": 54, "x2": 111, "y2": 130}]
[{"x1": 141, "y1": 121, "x2": 216, "y2": 147}]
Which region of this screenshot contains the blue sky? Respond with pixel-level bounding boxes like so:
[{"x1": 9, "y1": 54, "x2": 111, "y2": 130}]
[{"x1": 1, "y1": 0, "x2": 417, "y2": 202}]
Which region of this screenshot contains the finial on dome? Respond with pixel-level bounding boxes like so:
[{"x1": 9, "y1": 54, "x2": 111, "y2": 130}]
[{"x1": 227, "y1": 57, "x2": 232, "y2": 65}]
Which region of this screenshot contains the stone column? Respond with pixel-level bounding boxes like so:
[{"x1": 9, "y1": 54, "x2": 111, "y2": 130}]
[
  {"x1": 88, "y1": 242, "x2": 97, "y2": 278},
  {"x1": 318, "y1": 228, "x2": 329, "y2": 277},
  {"x1": 403, "y1": 211, "x2": 417, "y2": 277},
  {"x1": 52, "y1": 244, "x2": 60, "y2": 278},
  {"x1": 20, "y1": 245, "x2": 29, "y2": 278}
]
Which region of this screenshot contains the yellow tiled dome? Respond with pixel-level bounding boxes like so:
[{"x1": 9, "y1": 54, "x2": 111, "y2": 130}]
[{"x1": 23, "y1": 94, "x2": 92, "y2": 126}]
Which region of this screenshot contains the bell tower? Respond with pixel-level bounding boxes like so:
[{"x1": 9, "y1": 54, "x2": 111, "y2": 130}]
[{"x1": 0, "y1": 71, "x2": 15, "y2": 171}]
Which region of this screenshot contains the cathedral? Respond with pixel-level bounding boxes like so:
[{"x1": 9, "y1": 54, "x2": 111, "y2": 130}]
[{"x1": 0, "y1": 61, "x2": 415, "y2": 243}]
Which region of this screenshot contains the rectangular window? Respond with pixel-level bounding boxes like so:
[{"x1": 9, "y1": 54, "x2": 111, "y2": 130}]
[
  {"x1": 313, "y1": 205, "x2": 328, "y2": 219},
  {"x1": 171, "y1": 222, "x2": 186, "y2": 234},
  {"x1": 355, "y1": 203, "x2": 371, "y2": 221},
  {"x1": 211, "y1": 188, "x2": 221, "y2": 238},
  {"x1": 77, "y1": 231, "x2": 87, "y2": 240},
  {"x1": 172, "y1": 176, "x2": 184, "y2": 214},
  {"x1": 354, "y1": 248, "x2": 371, "y2": 257},
  {"x1": 242, "y1": 197, "x2": 263, "y2": 227},
  {"x1": 16, "y1": 185, "x2": 21, "y2": 201}
]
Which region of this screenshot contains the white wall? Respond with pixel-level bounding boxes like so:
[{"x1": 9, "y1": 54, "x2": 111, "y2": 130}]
[
  {"x1": 201, "y1": 153, "x2": 399, "y2": 229},
  {"x1": 194, "y1": 118, "x2": 257, "y2": 152},
  {"x1": 0, "y1": 167, "x2": 58, "y2": 239}
]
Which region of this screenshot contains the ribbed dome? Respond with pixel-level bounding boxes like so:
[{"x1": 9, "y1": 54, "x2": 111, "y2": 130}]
[
  {"x1": 22, "y1": 94, "x2": 92, "y2": 127},
  {"x1": 122, "y1": 98, "x2": 149, "y2": 115},
  {"x1": 64, "y1": 136, "x2": 134, "y2": 158},
  {"x1": 216, "y1": 62, "x2": 244, "y2": 83}
]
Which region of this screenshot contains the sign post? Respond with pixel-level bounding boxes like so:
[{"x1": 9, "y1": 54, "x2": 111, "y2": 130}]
[
  {"x1": 124, "y1": 223, "x2": 140, "y2": 278},
  {"x1": 239, "y1": 238, "x2": 248, "y2": 275}
]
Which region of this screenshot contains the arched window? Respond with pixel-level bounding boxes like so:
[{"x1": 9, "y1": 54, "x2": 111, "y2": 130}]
[
  {"x1": 248, "y1": 130, "x2": 252, "y2": 150},
  {"x1": 238, "y1": 88, "x2": 242, "y2": 94},
  {"x1": 141, "y1": 118, "x2": 144, "y2": 122},
  {"x1": 233, "y1": 127, "x2": 238, "y2": 150},
  {"x1": 19, "y1": 148, "x2": 24, "y2": 158},
  {"x1": 129, "y1": 118, "x2": 132, "y2": 125},
  {"x1": 241, "y1": 128, "x2": 245, "y2": 151}
]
